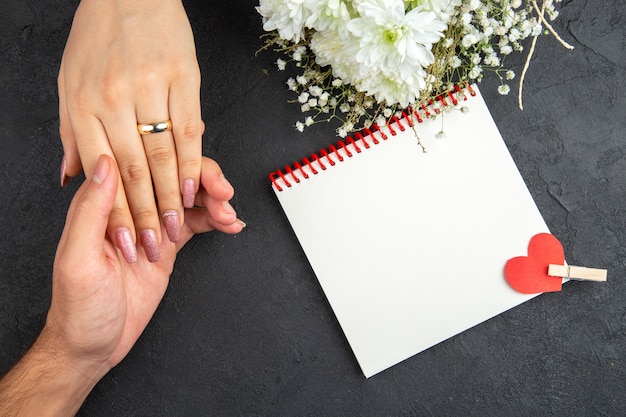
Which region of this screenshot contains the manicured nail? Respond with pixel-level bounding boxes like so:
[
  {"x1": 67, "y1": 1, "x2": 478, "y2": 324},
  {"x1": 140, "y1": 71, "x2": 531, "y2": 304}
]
[
  {"x1": 183, "y1": 178, "x2": 195, "y2": 208},
  {"x1": 114, "y1": 228, "x2": 137, "y2": 264},
  {"x1": 92, "y1": 155, "x2": 110, "y2": 184},
  {"x1": 60, "y1": 156, "x2": 70, "y2": 187},
  {"x1": 140, "y1": 229, "x2": 160, "y2": 262},
  {"x1": 238, "y1": 219, "x2": 247, "y2": 229},
  {"x1": 162, "y1": 210, "x2": 180, "y2": 242}
]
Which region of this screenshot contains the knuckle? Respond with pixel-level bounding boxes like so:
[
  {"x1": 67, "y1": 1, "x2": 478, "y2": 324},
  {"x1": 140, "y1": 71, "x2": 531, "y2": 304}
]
[
  {"x1": 119, "y1": 163, "x2": 146, "y2": 184},
  {"x1": 175, "y1": 120, "x2": 203, "y2": 143},
  {"x1": 147, "y1": 145, "x2": 174, "y2": 166},
  {"x1": 178, "y1": 156, "x2": 201, "y2": 172},
  {"x1": 109, "y1": 205, "x2": 131, "y2": 224},
  {"x1": 156, "y1": 190, "x2": 182, "y2": 208},
  {"x1": 100, "y1": 90, "x2": 122, "y2": 111},
  {"x1": 72, "y1": 198, "x2": 92, "y2": 219},
  {"x1": 99, "y1": 75, "x2": 126, "y2": 110},
  {"x1": 130, "y1": 207, "x2": 156, "y2": 224},
  {"x1": 135, "y1": 69, "x2": 161, "y2": 90}
]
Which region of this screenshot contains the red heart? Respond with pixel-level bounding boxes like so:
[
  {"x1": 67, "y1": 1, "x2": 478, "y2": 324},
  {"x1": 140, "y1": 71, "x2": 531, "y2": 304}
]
[{"x1": 504, "y1": 233, "x2": 565, "y2": 294}]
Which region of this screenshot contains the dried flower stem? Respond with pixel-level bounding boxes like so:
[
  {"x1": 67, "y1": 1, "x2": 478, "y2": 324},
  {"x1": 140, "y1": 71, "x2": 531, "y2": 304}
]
[
  {"x1": 532, "y1": 1, "x2": 575, "y2": 50},
  {"x1": 519, "y1": 1, "x2": 574, "y2": 110}
]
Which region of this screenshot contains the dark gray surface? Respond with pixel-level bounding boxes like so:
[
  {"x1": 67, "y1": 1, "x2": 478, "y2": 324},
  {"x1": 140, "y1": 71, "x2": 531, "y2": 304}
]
[{"x1": 1, "y1": 0, "x2": 624, "y2": 415}]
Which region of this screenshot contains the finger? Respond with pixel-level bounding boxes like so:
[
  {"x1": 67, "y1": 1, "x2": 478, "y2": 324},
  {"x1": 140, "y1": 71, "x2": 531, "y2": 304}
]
[
  {"x1": 136, "y1": 89, "x2": 183, "y2": 244},
  {"x1": 102, "y1": 110, "x2": 162, "y2": 262},
  {"x1": 197, "y1": 157, "x2": 235, "y2": 202},
  {"x1": 70, "y1": 114, "x2": 139, "y2": 264},
  {"x1": 176, "y1": 208, "x2": 245, "y2": 251},
  {"x1": 61, "y1": 155, "x2": 118, "y2": 255},
  {"x1": 199, "y1": 193, "x2": 239, "y2": 227},
  {"x1": 169, "y1": 70, "x2": 203, "y2": 209},
  {"x1": 57, "y1": 67, "x2": 83, "y2": 185}
]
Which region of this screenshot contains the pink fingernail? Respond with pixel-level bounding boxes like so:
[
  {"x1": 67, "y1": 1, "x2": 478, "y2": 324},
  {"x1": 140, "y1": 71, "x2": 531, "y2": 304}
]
[
  {"x1": 140, "y1": 229, "x2": 160, "y2": 262},
  {"x1": 115, "y1": 228, "x2": 137, "y2": 263},
  {"x1": 92, "y1": 155, "x2": 110, "y2": 184},
  {"x1": 163, "y1": 210, "x2": 180, "y2": 242},
  {"x1": 183, "y1": 178, "x2": 195, "y2": 208},
  {"x1": 60, "y1": 156, "x2": 70, "y2": 187}
]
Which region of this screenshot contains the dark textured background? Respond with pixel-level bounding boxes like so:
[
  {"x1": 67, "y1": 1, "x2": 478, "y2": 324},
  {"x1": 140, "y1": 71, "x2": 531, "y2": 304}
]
[{"x1": 1, "y1": 0, "x2": 624, "y2": 415}]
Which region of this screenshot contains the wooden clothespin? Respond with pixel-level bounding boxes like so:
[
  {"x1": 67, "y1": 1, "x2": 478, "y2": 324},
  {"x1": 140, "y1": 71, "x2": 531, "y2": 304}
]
[
  {"x1": 505, "y1": 233, "x2": 608, "y2": 294},
  {"x1": 548, "y1": 264, "x2": 607, "y2": 282}
]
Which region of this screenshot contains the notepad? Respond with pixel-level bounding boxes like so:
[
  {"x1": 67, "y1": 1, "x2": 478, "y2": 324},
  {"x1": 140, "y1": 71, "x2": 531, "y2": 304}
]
[{"x1": 269, "y1": 85, "x2": 549, "y2": 378}]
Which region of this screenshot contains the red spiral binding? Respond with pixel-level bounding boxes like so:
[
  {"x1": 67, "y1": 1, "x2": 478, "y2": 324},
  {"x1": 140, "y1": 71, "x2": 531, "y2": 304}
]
[{"x1": 269, "y1": 85, "x2": 473, "y2": 192}]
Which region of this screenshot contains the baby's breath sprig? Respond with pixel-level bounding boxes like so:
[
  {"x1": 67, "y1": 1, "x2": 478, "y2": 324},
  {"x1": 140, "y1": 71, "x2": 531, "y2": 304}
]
[{"x1": 257, "y1": 0, "x2": 569, "y2": 136}]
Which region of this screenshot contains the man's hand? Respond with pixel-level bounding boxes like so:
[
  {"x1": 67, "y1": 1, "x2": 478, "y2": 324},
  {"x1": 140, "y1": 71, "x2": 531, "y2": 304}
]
[{"x1": 0, "y1": 155, "x2": 244, "y2": 416}]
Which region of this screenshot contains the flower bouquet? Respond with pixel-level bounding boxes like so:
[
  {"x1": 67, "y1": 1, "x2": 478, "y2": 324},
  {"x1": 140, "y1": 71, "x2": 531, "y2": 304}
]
[{"x1": 257, "y1": 0, "x2": 572, "y2": 137}]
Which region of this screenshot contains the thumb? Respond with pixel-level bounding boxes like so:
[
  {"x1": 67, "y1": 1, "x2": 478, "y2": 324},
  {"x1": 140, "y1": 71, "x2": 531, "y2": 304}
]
[{"x1": 63, "y1": 155, "x2": 118, "y2": 250}]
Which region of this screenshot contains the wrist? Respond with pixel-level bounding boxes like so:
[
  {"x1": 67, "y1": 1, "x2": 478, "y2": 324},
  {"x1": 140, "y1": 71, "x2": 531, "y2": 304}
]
[
  {"x1": 0, "y1": 327, "x2": 110, "y2": 417},
  {"x1": 98, "y1": 0, "x2": 184, "y2": 15},
  {"x1": 37, "y1": 324, "x2": 112, "y2": 383}
]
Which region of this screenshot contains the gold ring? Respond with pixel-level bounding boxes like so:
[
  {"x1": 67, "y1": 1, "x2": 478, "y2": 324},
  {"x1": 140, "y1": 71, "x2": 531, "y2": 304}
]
[{"x1": 137, "y1": 119, "x2": 172, "y2": 135}]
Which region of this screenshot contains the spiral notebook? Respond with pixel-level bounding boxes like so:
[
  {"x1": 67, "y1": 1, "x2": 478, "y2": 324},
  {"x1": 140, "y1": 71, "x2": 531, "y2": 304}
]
[{"x1": 269, "y1": 85, "x2": 549, "y2": 377}]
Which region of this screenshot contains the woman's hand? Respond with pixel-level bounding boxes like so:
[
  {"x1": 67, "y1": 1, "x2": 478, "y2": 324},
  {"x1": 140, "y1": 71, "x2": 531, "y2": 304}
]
[{"x1": 58, "y1": 0, "x2": 203, "y2": 263}]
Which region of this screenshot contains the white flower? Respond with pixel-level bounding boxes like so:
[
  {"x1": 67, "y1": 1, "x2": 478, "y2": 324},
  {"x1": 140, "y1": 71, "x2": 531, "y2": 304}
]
[
  {"x1": 304, "y1": 0, "x2": 352, "y2": 33},
  {"x1": 309, "y1": 85, "x2": 323, "y2": 96},
  {"x1": 450, "y1": 55, "x2": 462, "y2": 68},
  {"x1": 358, "y1": 66, "x2": 428, "y2": 107},
  {"x1": 293, "y1": 50, "x2": 304, "y2": 61},
  {"x1": 298, "y1": 92, "x2": 310, "y2": 103},
  {"x1": 419, "y1": 0, "x2": 461, "y2": 17},
  {"x1": 345, "y1": 0, "x2": 447, "y2": 105},
  {"x1": 310, "y1": 29, "x2": 360, "y2": 85},
  {"x1": 295, "y1": 121, "x2": 305, "y2": 132},
  {"x1": 286, "y1": 78, "x2": 298, "y2": 91},
  {"x1": 276, "y1": 58, "x2": 287, "y2": 70},
  {"x1": 497, "y1": 84, "x2": 511, "y2": 95},
  {"x1": 462, "y1": 31, "x2": 480, "y2": 48},
  {"x1": 506, "y1": 70, "x2": 516, "y2": 80},
  {"x1": 461, "y1": 12, "x2": 473, "y2": 26},
  {"x1": 469, "y1": 65, "x2": 482, "y2": 79},
  {"x1": 484, "y1": 53, "x2": 500, "y2": 66},
  {"x1": 257, "y1": 0, "x2": 309, "y2": 42},
  {"x1": 348, "y1": 0, "x2": 447, "y2": 69},
  {"x1": 500, "y1": 44, "x2": 513, "y2": 55},
  {"x1": 305, "y1": 116, "x2": 314, "y2": 126}
]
